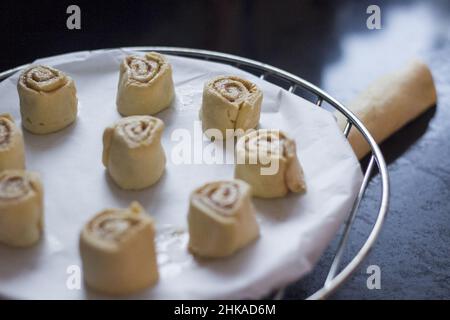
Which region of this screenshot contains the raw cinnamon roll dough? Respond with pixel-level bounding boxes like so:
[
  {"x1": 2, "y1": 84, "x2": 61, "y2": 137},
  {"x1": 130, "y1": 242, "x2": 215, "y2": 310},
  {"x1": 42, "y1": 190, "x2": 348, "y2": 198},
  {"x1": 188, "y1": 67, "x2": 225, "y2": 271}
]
[
  {"x1": 200, "y1": 76, "x2": 263, "y2": 139},
  {"x1": 116, "y1": 52, "x2": 175, "y2": 116},
  {"x1": 102, "y1": 115, "x2": 166, "y2": 190},
  {"x1": 79, "y1": 202, "x2": 158, "y2": 295},
  {"x1": 17, "y1": 65, "x2": 78, "y2": 134},
  {"x1": 235, "y1": 129, "x2": 306, "y2": 198},
  {"x1": 336, "y1": 60, "x2": 437, "y2": 159},
  {"x1": 0, "y1": 170, "x2": 44, "y2": 247},
  {"x1": 0, "y1": 114, "x2": 25, "y2": 170},
  {"x1": 188, "y1": 179, "x2": 260, "y2": 258}
]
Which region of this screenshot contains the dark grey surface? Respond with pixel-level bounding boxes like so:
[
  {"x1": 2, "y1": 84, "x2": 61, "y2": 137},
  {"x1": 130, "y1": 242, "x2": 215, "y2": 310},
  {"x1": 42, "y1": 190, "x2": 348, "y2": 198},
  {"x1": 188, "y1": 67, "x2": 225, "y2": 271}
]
[
  {"x1": 284, "y1": 0, "x2": 450, "y2": 299},
  {"x1": 0, "y1": 0, "x2": 449, "y2": 299}
]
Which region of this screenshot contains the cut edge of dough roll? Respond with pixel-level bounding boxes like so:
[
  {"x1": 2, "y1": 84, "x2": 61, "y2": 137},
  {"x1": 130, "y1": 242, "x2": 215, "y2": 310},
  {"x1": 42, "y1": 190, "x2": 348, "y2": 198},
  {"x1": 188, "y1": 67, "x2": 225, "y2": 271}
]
[{"x1": 336, "y1": 60, "x2": 437, "y2": 160}]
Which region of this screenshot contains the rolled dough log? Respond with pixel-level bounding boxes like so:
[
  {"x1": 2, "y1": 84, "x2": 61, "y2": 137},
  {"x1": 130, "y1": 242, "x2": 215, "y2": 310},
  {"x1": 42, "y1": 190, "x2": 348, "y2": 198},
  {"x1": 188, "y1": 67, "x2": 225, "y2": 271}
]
[{"x1": 336, "y1": 60, "x2": 437, "y2": 159}]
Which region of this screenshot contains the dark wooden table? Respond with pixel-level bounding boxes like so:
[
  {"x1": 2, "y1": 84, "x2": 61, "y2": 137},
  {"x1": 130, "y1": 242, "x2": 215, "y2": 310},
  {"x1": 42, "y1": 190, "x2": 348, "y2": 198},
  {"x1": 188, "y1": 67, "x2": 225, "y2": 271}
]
[{"x1": 1, "y1": 0, "x2": 449, "y2": 299}]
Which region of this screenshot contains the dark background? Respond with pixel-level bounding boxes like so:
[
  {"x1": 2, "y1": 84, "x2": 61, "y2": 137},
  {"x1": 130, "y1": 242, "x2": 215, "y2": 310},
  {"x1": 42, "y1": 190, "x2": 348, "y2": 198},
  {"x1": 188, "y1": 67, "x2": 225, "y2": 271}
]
[{"x1": 1, "y1": 0, "x2": 449, "y2": 299}]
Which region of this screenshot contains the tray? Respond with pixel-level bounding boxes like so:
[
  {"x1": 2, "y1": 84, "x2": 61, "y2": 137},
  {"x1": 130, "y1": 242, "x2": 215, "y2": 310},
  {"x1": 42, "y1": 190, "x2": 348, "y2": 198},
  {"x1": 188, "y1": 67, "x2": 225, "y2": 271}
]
[{"x1": 0, "y1": 47, "x2": 389, "y2": 299}]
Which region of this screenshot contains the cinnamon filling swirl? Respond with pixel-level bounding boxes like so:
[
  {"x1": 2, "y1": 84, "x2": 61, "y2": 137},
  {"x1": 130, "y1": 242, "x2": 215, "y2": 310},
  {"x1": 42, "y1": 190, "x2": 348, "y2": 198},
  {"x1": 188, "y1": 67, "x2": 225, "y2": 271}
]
[
  {"x1": 0, "y1": 175, "x2": 30, "y2": 200},
  {"x1": 127, "y1": 56, "x2": 160, "y2": 83},
  {"x1": 197, "y1": 182, "x2": 241, "y2": 216},
  {"x1": 248, "y1": 130, "x2": 286, "y2": 157},
  {"x1": 21, "y1": 66, "x2": 67, "y2": 92},
  {"x1": 119, "y1": 118, "x2": 159, "y2": 144},
  {"x1": 0, "y1": 119, "x2": 11, "y2": 147},
  {"x1": 88, "y1": 212, "x2": 141, "y2": 242},
  {"x1": 212, "y1": 78, "x2": 251, "y2": 104}
]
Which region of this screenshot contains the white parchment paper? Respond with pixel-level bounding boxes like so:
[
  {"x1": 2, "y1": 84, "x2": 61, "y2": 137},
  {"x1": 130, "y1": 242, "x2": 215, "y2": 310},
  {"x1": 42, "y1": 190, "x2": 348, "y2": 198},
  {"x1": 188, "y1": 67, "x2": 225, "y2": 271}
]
[{"x1": 0, "y1": 49, "x2": 362, "y2": 299}]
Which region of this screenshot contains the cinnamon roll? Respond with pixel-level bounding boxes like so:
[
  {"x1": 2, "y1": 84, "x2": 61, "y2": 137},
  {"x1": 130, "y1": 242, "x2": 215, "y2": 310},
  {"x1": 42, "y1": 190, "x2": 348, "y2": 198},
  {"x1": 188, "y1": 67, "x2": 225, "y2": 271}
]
[
  {"x1": 235, "y1": 129, "x2": 306, "y2": 198},
  {"x1": 102, "y1": 115, "x2": 166, "y2": 190},
  {"x1": 116, "y1": 52, "x2": 175, "y2": 116},
  {"x1": 0, "y1": 170, "x2": 44, "y2": 247},
  {"x1": 79, "y1": 202, "x2": 158, "y2": 295},
  {"x1": 188, "y1": 179, "x2": 259, "y2": 258},
  {"x1": 200, "y1": 76, "x2": 263, "y2": 139},
  {"x1": 0, "y1": 114, "x2": 25, "y2": 170},
  {"x1": 17, "y1": 65, "x2": 78, "y2": 134}
]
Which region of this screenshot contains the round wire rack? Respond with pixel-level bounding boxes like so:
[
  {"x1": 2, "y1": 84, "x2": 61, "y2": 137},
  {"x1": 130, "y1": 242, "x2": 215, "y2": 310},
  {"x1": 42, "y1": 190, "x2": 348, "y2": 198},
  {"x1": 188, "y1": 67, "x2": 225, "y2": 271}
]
[{"x1": 0, "y1": 47, "x2": 389, "y2": 300}]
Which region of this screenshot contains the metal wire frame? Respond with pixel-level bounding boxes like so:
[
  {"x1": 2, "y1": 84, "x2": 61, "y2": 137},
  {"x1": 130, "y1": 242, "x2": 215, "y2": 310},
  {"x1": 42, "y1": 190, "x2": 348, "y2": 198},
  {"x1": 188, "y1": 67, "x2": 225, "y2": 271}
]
[{"x1": 0, "y1": 47, "x2": 389, "y2": 300}]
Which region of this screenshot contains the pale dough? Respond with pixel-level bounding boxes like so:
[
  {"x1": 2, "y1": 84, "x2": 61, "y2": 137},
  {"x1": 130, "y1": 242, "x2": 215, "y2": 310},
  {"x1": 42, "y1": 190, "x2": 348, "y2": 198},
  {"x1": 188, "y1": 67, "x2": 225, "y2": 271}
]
[
  {"x1": 336, "y1": 60, "x2": 437, "y2": 159},
  {"x1": 0, "y1": 114, "x2": 25, "y2": 170},
  {"x1": 234, "y1": 129, "x2": 306, "y2": 198},
  {"x1": 200, "y1": 76, "x2": 263, "y2": 139},
  {"x1": 102, "y1": 115, "x2": 166, "y2": 190},
  {"x1": 79, "y1": 202, "x2": 158, "y2": 295},
  {"x1": 0, "y1": 170, "x2": 44, "y2": 247},
  {"x1": 188, "y1": 179, "x2": 260, "y2": 258},
  {"x1": 17, "y1": 65, "x2": 78, "y2": 134},
  {"x1": 116, "y1": 52, "x2": 175, "y2": 116}
]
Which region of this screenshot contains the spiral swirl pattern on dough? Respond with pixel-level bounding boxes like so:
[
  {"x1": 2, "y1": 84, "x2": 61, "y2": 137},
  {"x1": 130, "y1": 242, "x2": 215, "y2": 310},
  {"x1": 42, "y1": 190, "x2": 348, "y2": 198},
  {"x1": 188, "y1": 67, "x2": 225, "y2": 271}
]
[
  {"x1": 188, "y1": 179, "x2": 260, "y2": 258},
  {"x1": 235, "y1": 129, "x2": 306, "y2": 198},
  {"x1": 17, "y1": 65, "x2": 78, "y2": 135},
  {"x1": 242, "y1": 129, "x2": 288, "y2": 161},
  {"x1": 0, "y1": 170, "x2": 43, "y2": 247},
  {"x1": 212, "y1": 77, "x2": 252, "y2": 104},
  {"x1": 102, "y1": 115, "x2": 166, "y2": 190},
  {"x1": 0, "y1": 173, "x2": 32, "y2": 200},
  {"x1": 0, "y1": 118, "x2": 12, "y2": 148},
  {"x1": 87, "y1": 210, "x2": 141, "y2": 242},
  {"x1": 116, "y1": 52, "x2": 174, "y2": 116},
  {"x1": 20, "y1": 66, "x2": 68, "y2": 92},
  {"x1": 196, "y1": 181, "x2": 241, "y2": 216},
  {"x1": 0, "y1": 114, "x2": 25, "y2": 171},
  {"x1": 79, "y1": 202, "x2": 159, "y2": 294},
  {"x1": 117, "y1": 116, "x2": 161, "y2": 145},
  {"x1": 200, "y1": 75, "x2": 263, "y2": 139},
  {"x1": 126, "y1": 55, "x2": 161, "y2": 83}
]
